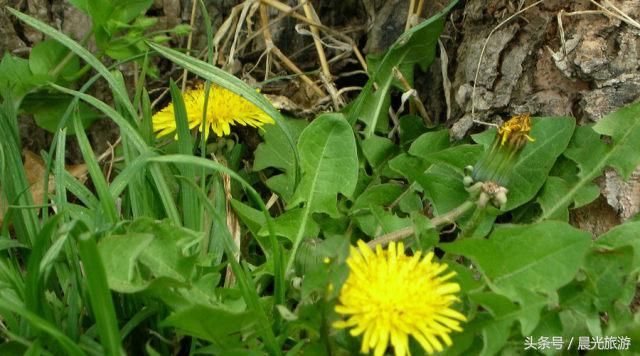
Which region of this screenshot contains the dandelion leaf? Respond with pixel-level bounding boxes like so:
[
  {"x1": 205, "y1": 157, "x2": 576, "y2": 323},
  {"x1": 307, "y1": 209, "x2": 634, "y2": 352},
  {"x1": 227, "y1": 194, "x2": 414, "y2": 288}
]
[
  {"x1": 442, "y1": 221, "x2": 591, "y2": 334},
  {"x1": 541, "y1": 101, "x2": 640, "y2": 220},
  {"x1": 351, "y1": 183, "x2": 404, "y2": 214},
  {"x1": 583, "y1": 246, "x2": 634, "y2": 312},
  {"x1": 98, "y1": 233, "x2": 154, "y2": 293},
  {"x1": 0, "y1": 53, "x2": 40, "y2": 104},
  {"x1": 360, "y1": 135, "x2": 398, "y2": 175},
  {"x1": 97, "y1": 219, "x2": 201, "y2": 293},
  {"x1": 254, "y1": 118, "x2": 307, "y2": 202},
  {"x1": 288, "y1": 113, "x2": 358, "y2": 217},
  {"x1": 419, "y1": 145, "x2": 482, "y2": 215},
  {"x1": 592, "y1": 100, "x2": 640, "y2": 179},
  {"x1": 162, "y1": 305, "x2": 256, "y2": 348},
  {"x1": 594, "y1": 221, "x2": 640, "y2": 274},
  {"x1": 355, "y1": 206, "x2": 411, "y2": 237},
  {"x1": 467, "y1": 292, "x2": 519, "y2": 356},
  {"x1": 443, "y1": 221, "x2": 590, "y2": 299},
  {"x1": 258, "y1": 208, "x2": 320, "y2": 244},
  {"x1": 505, "y1": 117, "x2": 575, "y2": 211},
  {"x1": 537, "y1": 174, "x2": 599, "y2": 222}
]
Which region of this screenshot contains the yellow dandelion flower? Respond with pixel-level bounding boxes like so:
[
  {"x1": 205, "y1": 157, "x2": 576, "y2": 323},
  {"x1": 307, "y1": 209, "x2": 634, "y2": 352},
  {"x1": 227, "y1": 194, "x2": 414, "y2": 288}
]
[
  {"x1": 497, "y1": 113, "x2": 535, "y2": 147},
  {"x1": 472, "y1": 114, "x2": 536, "y2": 185},
  {"x1": 334, "y1": 240, "x2": 466, "y2": 356},
  {"x1": 152, "y1": 84, "x2": 274, "y2": 139}
]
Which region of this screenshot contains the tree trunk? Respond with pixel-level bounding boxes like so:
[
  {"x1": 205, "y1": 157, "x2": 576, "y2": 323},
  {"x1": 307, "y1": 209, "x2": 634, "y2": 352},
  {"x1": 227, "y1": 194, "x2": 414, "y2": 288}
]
[{"x1": 431, "y1": 0, "x2": 640, "y2": 233}]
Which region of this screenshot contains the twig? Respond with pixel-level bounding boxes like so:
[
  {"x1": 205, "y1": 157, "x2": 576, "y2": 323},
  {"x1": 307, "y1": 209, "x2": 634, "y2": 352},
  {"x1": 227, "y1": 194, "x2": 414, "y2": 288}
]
[
  {"x1": 557, "y1": 10, "x2": 568, "y2": 60},
  {"x1": 227, "y1": 1, "x2": 255, "y2": 69},
  {"x1": 259, "y1": 4, "x2": 326, "y2": 97},
  {"x1": 299, "y1": 1, "x2": 343, "y2": 108},
  {"x1": 97, "y1": 137, "x2": 122, "y2": 162},
  {"x1": 336, "y1": 86, "x2": 363, "y2": 96},
  {"x1": 217, "y1": 6, "x2": 241, "y2": 65},
  {"x1": 265, "y1": 193, "x2": 279, "y2": 210},
  {"x1": 594, "y1": 0, "x2": 640, "y2": 29},
  {"x1": 235, "y1": 2, "x2": 307, "y2": 55},
  {"x1": 416, "y1": 0, "x2": 426, "y2": 18},
  {"x1": 181, "y1": 0, "x2": 199, "y2": 92},
  {"x1": 406, "y1": 0, "x2": 417, "y2": 31},
  {"x1": 320, "y1": 73, "x2": 344, "y2": 109},
  {"x1": 300, "y1": 1, "x2": 331, "y2": 80},
  {"x1": 438, "y1": 39, "x2": 452, "y2": 121},
  {"x1": 260, "y1": 0, "x2": 369, "y2": 72}
]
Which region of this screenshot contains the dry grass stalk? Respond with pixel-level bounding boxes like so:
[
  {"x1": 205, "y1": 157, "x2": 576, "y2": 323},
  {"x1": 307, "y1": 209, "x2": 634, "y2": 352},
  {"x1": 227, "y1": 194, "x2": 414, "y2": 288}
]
[{"x1": 258, "y1": 4, "x2": 326, "y2": 97}]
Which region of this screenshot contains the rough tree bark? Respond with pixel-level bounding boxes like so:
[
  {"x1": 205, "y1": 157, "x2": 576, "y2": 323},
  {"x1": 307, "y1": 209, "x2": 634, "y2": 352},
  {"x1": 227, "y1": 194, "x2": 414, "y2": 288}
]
[{"x1": 426, "y1": 0, "x2": 640, "y2": 234}]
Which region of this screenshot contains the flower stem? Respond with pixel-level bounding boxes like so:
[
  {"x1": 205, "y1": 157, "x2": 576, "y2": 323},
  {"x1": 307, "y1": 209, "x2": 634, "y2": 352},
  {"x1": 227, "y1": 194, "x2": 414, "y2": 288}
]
[
  {"x1": 49, "y1": 32, "x2": 91, "y2": 78},
  {"x1": 367, "y1": 200, "x2": 475, "y2": 248},
  {"x1": 459, "y1": 204, "x2": 485, "y2": 239}
]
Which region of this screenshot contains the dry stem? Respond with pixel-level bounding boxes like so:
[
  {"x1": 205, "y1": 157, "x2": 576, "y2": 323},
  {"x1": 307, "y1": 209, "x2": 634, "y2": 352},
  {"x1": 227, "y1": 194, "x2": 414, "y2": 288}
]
[
  {"x1": 591, "y1": 0, "x2": 640, "y2": 29},
  {"x1": 393, "y1": 67, "x2": 433, "y2": 126},
  {"x1": 181, "y1": 0, "x2": 199, "y2": 92},
  {"x1": 300, "y1": 1, "x2": 331, "y2": 80},
  {"x1": 259, "y1": 4, "x2": 326, "y2": 97},
  {"x1": 406, "y1": 0, "x2": 417, "y2": 31},
  {"x1": 260, "y1": 0, "x2": 368, "y2": 72}
]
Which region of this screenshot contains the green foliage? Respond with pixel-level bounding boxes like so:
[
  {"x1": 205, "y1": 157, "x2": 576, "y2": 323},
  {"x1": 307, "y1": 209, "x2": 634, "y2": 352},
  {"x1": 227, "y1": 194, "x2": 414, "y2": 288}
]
[
  {"x1": 29, "y1": 39, "x2": 80, "y2": 80},
  {"x1": 254, "y1": 118, "x2": 307, "y2": 202},
  {"x1": 161, "y1": 305, "x2": 256, "y2": 348},
  {"x1": 348, "y1": 0, "x2": 459, "y2": 137},
  {"x1": 502, "y1": 117, "x2": 575, "y2": 210},
  {"x1": 2, "y1": 0, "x2": 187, "y2": 133},
  {"x1": 541, "y1": 100, "x2": 640, "y2": 220},
  {"x1": 286, "y1": 113, "x2": 358, "y2": 273},
  {"x1": 2, "y1": 2, "x2": 640, "y2": 355},
  {"x1": 0, "y1": 53, "x2": 43, "y2": 105},
  {"x1": 98, "y1": 219, "x2": 201, "y2": 293}
]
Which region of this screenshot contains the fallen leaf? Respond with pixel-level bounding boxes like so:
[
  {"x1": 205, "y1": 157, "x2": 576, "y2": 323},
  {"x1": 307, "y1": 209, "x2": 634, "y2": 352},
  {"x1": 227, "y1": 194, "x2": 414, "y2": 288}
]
[{"x1": 0, "y1": 150, "x2": 87, "y2": 227}]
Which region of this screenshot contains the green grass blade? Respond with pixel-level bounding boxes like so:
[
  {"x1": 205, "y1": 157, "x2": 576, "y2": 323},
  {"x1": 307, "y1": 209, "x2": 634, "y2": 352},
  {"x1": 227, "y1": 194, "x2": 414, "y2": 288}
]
[
  {"x1": 108, "y1": 152, "x2": 155, "y2": 198},
  {"x1": 140, "y1": 89, "x2": 154, "y2": 145},
  {"x1": 50, "y1": 84, "x2": 180, "y2": 224},
  {"x1": 0, "y1": 99, "x2": 40, "y2": 244},
  {"x1": 147, "y1": 42, "x2": 281, "y2": 122},
  {"x1": 43, "y1": 52, "x2": 152, "y2": 206},
  {"x1": 25, "y1": 215, "x2": 63, "y2": 321},
  {"x1": 119, "y1": 306, "x2": 157, "y2": 340},
  {"x1": 50, "y1": 84, "x2": 146, "y2": 152},
  {"x1": 62, "y1": 170, "x2": 99, "y2": 209},
  {"x1": 73, "y1": 113, "x2": 118, "y2": 225},
  {"x1": 179, "y1": 175, "x2": 281, "y2": 354},
  {"x1": 148, "y1": 163, "x2": 181, "y2": 225},
  {"x1": 148, "y1": 155, "x2": 285, "y2": 312},
  {"x1": 133, "y1": 53, "x2": 150, "y2": 111},
  {"x1": 169, "y1": 80, "x2": 199, "y2": 230},
  {"x1": 77, "y1": 232, "x2": 124, "y2": 356},
  {"x1": 198, "y1": 0, "x2": 214, "y2": 196},
  {"x1": 53, "y1": 130, "x2": 69, "y2": 216},
  {"x1": 198, "y1": 0, "x2": 215, "y2": 66},
  {"x1": 0, "y1": 296, "x2": 85, "y2": 356}
]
